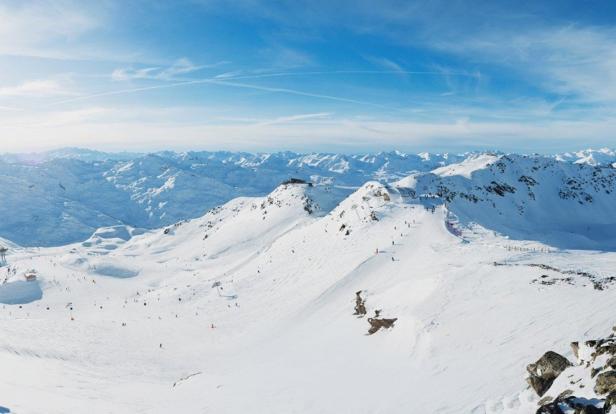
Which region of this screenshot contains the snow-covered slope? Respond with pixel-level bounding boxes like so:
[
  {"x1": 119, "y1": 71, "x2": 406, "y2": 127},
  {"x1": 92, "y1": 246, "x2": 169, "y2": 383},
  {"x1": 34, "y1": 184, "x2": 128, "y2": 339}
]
[{"x1": 1, "y1": 179, "x2": 616, "y2": 413}]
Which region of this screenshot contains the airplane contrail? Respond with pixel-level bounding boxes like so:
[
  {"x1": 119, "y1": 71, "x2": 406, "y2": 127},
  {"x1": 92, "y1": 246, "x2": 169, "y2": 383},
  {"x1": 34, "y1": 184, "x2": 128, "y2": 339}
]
[{"x1": 47, "y1": 69, "x2": 473, "y2": 109}]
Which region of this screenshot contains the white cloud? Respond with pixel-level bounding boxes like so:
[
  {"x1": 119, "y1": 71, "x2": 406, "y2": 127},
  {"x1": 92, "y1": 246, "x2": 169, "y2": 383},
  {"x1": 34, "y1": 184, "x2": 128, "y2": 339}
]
[
  {"x1": 111, "y1": 67, "x2": 160, "y2": 81},
  {"x1": 1, "y1": 106, "x2": 615, "y2": 153},
  {"x1": 111, "y1": 58, "x2": 230, "y2": 82},
  {"x1": 0, "y1": 1, "x2": 99, "y2": 59},
  {"x1": 255, "y1": 112, "x2": 332, "y2": 126},
  {"x1": 0, "y1": 80, "x2": 73, "y2": 97}
]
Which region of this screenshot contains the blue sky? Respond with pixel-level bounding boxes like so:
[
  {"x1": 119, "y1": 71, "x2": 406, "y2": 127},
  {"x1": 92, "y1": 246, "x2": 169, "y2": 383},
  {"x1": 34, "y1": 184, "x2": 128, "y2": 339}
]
[{"x1": 1, "y1": 0, "x2": 615, "y2": 153}]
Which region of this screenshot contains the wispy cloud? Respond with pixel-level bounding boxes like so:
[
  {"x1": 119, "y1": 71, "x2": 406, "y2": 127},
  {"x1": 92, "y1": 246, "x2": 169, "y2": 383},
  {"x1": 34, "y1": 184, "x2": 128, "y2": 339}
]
[
  {"x1": 365, "y1": 56, "x2": 406, "y2": 75},
  {"x1": 0, "y1": 80, "x2": 74, "y2": 97},
  {"x1": 423, "y1": 25, "x2": 616, "y2": 103},
  {"x1": 255, "y1": 112, "x2": 332, "y2": 126},
  {"x1": 3, "y1": 108, "x2": 616, "y2": 153},
  {"x1": 112, "y1": 58, "x2": 230, "y2": 81}
]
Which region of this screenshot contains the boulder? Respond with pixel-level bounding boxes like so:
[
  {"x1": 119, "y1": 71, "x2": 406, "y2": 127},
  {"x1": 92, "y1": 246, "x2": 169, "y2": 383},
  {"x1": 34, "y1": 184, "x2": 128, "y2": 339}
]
[
  {"x1": 527, "y1": 351, "x2": 573, "y2": 396},
  {"x1": 367, "y1": 317, "x2": 397, "y2": 335},
  {"x1": 353, "y1": 291, "x2": 367, "y2": 317},
  {"x1": 536, "y1": 401, "x2": 565, "y2": 414},
  {"x1": 595, "y1": 370, "x2": 616, "y2": 395}
]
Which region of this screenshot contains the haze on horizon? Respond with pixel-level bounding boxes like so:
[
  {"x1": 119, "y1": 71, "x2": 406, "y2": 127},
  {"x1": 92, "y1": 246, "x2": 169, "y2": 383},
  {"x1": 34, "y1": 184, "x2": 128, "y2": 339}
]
[{"x1": 1, "y1": 0, "x2": 616, "y2": 154}]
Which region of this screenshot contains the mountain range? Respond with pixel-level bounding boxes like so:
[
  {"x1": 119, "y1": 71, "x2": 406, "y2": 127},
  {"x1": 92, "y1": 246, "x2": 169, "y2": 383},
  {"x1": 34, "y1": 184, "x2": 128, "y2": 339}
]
[{"x1": 0, "y1": 147, "x2": 615, "y2": 248}]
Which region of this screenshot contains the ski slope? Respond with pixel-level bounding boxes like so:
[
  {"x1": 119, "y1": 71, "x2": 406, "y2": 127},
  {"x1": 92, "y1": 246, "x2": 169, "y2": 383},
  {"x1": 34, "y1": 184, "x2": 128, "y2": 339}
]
[{"x1": 1, "y1": 180, "x2": 615, "y2": 413}]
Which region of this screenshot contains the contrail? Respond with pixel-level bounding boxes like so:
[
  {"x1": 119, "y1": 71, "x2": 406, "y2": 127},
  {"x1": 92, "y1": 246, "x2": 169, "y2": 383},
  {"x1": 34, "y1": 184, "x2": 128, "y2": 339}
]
[{"x1": 47, "y1": 69, "x2": 473, "y2": 109}]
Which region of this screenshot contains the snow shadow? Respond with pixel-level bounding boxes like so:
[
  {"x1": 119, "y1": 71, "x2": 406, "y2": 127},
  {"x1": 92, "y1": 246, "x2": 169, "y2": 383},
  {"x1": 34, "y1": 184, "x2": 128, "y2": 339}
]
[
  {"x1": 0, "y1": 280, "x2": 43, "y2": 304},
  {"x1": 91, "y1": 264, "x2": 139, "y2": 278}
]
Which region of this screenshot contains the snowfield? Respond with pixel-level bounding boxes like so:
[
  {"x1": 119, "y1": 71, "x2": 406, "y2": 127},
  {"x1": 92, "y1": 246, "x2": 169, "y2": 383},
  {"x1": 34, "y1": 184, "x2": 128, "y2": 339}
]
[{"x1": 0, "y1": 150, "x2": 616, "y2": 413}]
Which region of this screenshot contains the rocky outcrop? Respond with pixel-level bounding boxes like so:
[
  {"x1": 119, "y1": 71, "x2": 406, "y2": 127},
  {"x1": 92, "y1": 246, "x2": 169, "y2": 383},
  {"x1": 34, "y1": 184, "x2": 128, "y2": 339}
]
[
  {"x1": 531, "y1": 327, "x2": 616, "y2": 413},
  {"x1": 527, "y1": 351, "x2": 572, "y2": 396},
  {"x1": 353, "y1": 291, "x2": 367, "y2": 317},
  {"x1": 596, "y1": 371, "x2": 616, "y2": 395},
  {"x1": 367, "y1": 316, "x2": 397, "y2": 335}
]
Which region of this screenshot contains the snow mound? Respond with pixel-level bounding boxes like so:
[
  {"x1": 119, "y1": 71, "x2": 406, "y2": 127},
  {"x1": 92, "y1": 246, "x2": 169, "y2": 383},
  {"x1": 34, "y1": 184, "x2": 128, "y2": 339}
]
[{"x1": 432, "y1": 152, "x2": 501, "y2": 178}]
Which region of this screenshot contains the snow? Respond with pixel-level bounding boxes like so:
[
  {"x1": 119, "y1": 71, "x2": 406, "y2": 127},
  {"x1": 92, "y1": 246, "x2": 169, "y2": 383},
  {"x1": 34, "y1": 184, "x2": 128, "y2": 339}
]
[
  {"x1": 432, "y1": 152, "x2": 501, "y2": 178},
  {"x1": 0, "y1": 175, "x2": 615, "y2": 413}
]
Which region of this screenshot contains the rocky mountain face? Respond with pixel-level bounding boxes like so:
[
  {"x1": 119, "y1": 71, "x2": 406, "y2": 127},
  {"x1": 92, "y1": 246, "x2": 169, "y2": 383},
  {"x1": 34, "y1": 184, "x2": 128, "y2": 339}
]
[{"x1": 395, "y1": 153, "x2": 616, "y2": 250}]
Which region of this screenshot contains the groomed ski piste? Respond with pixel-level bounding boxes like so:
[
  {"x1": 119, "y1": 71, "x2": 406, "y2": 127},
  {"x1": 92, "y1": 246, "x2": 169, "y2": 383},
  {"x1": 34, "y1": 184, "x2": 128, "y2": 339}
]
[{"x1": 1, "y1": 164, "x2": 616, "y2": 413}]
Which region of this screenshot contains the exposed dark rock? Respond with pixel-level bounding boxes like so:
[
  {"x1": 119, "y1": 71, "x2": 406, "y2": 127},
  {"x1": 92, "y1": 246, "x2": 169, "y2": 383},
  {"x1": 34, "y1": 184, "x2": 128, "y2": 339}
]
[
  {"x1": 527, "y1": 351, "x2": 573, "y2": 396},
  {"x1": 367, "y1": 316, "x2": 397, "y2": 335},
  {"x1": 574, "y1": 404, "x2": 603, "y2": 414},
  {"x1": 536, "y1": 401, "x2": 565, "y2": 414},
  {"x1": 571, "y1": 342, "x2": 580, "y2": 359},
  {"x1": 604, "y1": 391, "x2": 616, "y2": 412},
  {"x1": 596, "y1": 344, "x2": 616, "y2": 358},
  {"x1": 281, "y1": 178, "x2": 310, "y2": 186},
  {"x1": 353, "y1": 291, "x2": 366, "y2": 317},
  {"x1": 595, "y1": 370, "x2": 616, "y2": 395},
  {"x1": 537, "y1": 396, "x2": 554, "y2": 406}
]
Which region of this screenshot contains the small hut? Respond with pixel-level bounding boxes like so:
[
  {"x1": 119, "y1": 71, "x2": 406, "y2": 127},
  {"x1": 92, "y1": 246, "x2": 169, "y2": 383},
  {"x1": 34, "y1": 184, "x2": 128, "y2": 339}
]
[{"x1": 24, "y1": 270, "x2": 38, "y2": 282}]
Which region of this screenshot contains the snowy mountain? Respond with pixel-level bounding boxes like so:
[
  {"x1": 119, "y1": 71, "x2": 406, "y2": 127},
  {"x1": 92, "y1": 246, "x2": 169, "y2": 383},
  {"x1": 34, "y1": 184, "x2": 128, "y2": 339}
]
[
  {"x1": 0, "y1": 149, "x2": 464, "y2": 246},
  {"x1": 1, "y1": 148, "x2": 615, "y2": 248},
  {"x1": 397, "y1": 153, "x2": 616, "y2": 250},
  {"x1": 556, "y1": 148, "x2": 616, "y2": 167}
]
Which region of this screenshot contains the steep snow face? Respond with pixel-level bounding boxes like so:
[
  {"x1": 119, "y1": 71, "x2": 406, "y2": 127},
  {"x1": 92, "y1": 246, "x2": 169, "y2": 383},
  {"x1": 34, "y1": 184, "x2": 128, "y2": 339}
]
[
  {"x1": 1, "y1": 180, "x2": 616, "y2": 413},
  {"x1": 396, "y1": 154, "x2": 616, "y2": 251}
]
